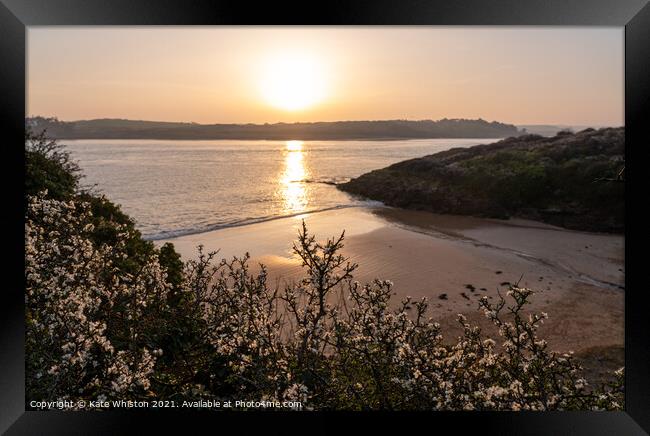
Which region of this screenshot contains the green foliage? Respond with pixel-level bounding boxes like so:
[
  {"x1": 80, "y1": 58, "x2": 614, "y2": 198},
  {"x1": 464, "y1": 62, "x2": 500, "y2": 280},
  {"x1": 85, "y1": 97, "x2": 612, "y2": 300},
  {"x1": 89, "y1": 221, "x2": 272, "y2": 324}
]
[
  {"x1": 159, "y1": 242, "x2": 184, "y2": 291},
  {"x1": 25, "y1": 129, "x2": 80, "y2": 202}
]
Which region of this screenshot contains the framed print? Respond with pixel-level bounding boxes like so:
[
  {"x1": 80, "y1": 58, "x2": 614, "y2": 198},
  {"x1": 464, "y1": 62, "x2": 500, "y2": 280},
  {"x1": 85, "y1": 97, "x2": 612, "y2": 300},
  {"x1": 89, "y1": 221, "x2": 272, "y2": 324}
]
[{"x1": 1, "y1": 0, "x2": 648, "y2": 434}]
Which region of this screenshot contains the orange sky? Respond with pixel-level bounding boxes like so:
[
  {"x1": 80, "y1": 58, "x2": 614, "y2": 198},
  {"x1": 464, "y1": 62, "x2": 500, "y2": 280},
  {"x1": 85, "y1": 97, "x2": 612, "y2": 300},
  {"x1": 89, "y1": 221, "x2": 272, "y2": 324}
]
[{"x1": 27, "y1": 27, "x2": 624, "y2": 126}]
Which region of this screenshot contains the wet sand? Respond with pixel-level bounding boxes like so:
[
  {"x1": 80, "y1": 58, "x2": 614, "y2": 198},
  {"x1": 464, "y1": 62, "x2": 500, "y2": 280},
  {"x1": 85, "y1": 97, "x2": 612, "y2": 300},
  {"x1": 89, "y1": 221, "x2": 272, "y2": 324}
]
[{"x1": 158, "y1": 206, "x2": 624, "y2": 355}]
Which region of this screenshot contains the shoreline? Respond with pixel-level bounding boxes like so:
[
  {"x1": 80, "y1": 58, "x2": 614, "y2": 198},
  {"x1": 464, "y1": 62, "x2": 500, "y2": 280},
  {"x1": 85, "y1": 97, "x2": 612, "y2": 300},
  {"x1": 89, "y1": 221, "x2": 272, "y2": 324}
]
[
  {"x1": 143, "y1": 203, "x2": 381, "y2": 242},
  {"x1": 156, "y1": 205, "x2": 624, "y2": 355}
]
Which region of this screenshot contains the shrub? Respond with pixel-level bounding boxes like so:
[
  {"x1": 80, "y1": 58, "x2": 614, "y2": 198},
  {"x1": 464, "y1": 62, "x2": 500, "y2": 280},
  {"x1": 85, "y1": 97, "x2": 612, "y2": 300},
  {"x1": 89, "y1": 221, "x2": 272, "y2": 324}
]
[
  {"x1": 25, "y1": 195, "x2": 167, "y2": 404},
  {"x1": 25, "y1": 129, "x2": 80, "y2": 202}
]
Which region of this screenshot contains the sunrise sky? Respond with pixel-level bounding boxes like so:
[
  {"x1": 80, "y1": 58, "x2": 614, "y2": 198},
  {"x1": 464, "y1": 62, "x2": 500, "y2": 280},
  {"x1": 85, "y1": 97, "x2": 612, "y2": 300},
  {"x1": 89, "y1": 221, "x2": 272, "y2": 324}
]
[{"x1": 27, "y1": 27, "x2": 623, "y2": 126}]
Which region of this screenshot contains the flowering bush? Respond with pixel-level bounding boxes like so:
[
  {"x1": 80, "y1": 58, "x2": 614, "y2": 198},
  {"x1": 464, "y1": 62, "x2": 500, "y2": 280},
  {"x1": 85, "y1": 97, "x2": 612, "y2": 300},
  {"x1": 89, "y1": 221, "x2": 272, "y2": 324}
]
[
  {"x1": 26, "y1": 200, "x2": 624, "y2": 410},
  {"x1": 26, "y1": 194, "x2": 168, "y2": 404}
]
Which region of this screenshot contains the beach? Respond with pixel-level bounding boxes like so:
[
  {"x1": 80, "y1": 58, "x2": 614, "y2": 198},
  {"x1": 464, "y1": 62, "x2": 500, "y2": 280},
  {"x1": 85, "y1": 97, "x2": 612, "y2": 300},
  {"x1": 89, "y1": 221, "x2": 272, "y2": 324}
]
[{"x1": 158, "y1": 205, "x2": 624, "y2": 362}]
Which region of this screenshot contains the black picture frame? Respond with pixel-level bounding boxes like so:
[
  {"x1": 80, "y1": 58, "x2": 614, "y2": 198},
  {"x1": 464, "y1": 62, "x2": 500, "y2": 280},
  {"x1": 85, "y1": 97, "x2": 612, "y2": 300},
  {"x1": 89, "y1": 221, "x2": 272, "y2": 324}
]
[{"x1": 1, "y1": 1, "x2": 648, "y2": 434}]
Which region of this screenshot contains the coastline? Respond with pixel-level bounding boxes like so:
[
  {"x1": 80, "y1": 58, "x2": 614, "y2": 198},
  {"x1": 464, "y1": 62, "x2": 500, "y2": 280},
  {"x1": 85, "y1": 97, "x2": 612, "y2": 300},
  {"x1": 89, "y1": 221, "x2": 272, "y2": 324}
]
[{"x1": 157, "y1": 205, "x2": 624, "y2": 357}]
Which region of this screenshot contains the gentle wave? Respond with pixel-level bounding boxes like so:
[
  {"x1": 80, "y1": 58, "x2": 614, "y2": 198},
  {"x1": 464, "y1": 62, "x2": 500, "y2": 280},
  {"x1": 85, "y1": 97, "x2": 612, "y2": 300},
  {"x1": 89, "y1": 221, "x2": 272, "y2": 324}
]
[
  {"x1": 144, "y1": 201, "x2": 384, "y2": 241},
  {"x1": 281, "y1": 177, "x2": 351, "y2": 185},
  {"x1": 302, "y1": 177, "x2": 351, "y2": 185}
]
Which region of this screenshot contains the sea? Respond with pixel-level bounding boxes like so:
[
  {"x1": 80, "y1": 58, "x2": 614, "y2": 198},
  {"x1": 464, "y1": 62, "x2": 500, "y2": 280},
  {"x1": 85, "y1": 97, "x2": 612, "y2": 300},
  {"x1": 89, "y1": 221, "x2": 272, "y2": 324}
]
[{"x1": 64, "y1": 138, "x2": 498, "y2": 240}]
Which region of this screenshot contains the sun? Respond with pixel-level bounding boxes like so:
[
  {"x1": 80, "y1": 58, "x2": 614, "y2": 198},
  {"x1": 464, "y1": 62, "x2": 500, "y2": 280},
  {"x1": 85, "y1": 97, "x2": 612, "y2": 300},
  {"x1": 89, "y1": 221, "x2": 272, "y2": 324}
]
[{"x1": 259, "y1": 53, "x2": 327, "y2": 111}]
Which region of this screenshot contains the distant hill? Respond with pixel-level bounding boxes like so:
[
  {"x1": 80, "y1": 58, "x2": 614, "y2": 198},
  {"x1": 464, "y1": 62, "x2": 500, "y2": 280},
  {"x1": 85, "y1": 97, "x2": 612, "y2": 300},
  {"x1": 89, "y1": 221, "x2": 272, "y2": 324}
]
[
  {"x1": 339, "y1": 127, "x2": 624, "y2": 233},
  {"x1": 26, "y1": 117, "x2": 522, "y2": 140}
]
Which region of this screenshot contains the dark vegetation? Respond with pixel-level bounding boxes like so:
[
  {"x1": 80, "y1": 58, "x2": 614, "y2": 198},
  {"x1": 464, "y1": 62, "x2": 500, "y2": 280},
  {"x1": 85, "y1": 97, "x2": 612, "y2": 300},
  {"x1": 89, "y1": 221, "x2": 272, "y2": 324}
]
[
  {"x1": 27, "y1": 116, "x2": 521, "y2": 140},
  {"x1": 339, "y1": 127, "x2": 624, "y2": 233}
]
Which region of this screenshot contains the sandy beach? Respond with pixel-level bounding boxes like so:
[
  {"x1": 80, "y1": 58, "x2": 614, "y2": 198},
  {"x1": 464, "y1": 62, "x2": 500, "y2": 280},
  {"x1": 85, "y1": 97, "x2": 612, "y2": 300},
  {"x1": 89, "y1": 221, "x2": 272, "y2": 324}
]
[{"x1": 158, "y1": 206, "x2": 624, "y2": 361}]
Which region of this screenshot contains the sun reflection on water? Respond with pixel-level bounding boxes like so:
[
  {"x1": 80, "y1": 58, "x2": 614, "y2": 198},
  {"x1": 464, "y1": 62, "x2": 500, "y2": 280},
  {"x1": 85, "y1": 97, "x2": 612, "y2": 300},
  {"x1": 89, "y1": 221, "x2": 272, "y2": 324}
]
[{"x1": 281, "y1": 141, "x2": 309, "y2": 213}]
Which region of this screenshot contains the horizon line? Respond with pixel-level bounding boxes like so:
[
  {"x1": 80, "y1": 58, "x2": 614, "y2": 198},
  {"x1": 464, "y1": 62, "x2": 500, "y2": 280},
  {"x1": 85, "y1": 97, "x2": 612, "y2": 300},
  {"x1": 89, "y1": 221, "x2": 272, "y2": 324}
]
[{"x1": 26, "y1": 115, "x2": 616, "y2": 128}]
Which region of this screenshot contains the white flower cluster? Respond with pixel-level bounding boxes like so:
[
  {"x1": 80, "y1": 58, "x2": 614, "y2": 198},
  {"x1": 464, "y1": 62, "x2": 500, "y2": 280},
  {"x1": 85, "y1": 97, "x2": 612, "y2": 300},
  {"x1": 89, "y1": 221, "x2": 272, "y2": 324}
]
[{"x1": 26, "y1": 193, "x2": 169, "y2": 403}]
